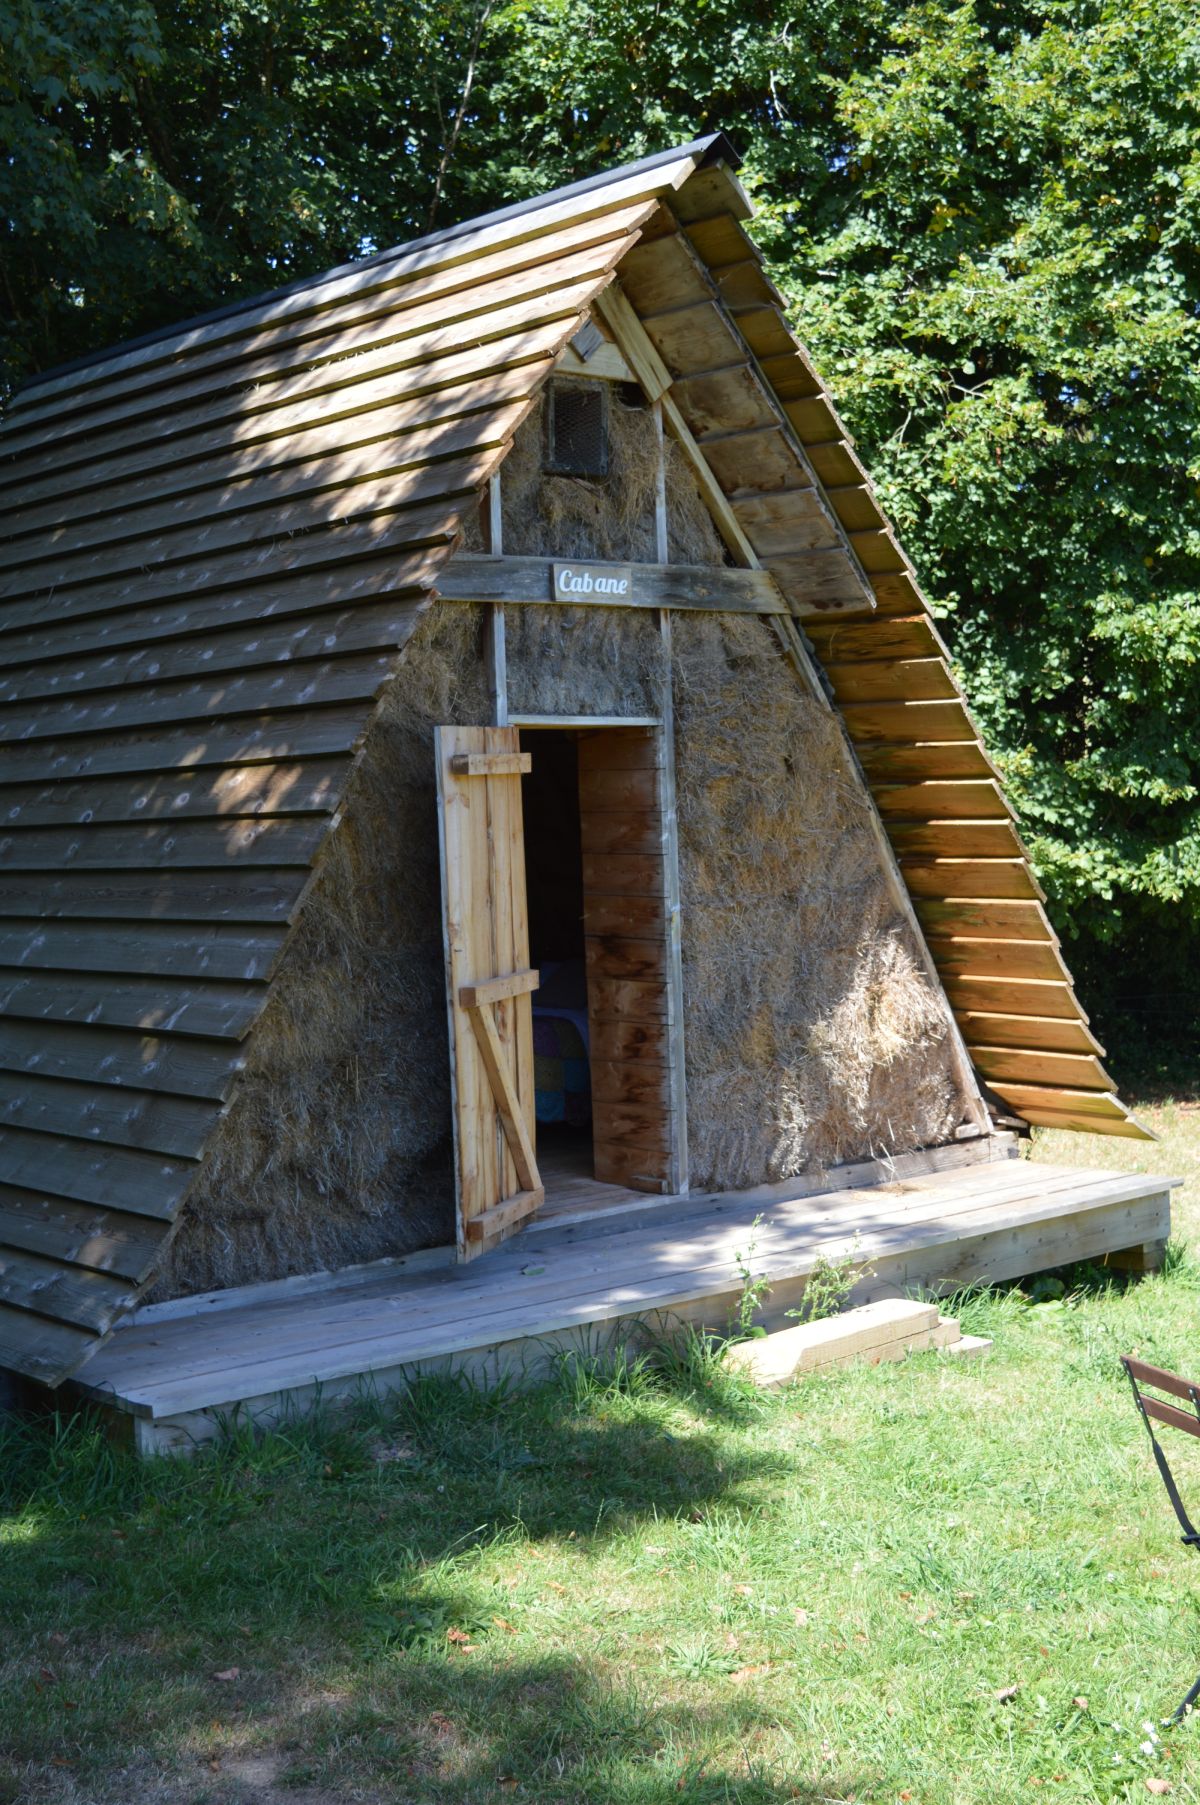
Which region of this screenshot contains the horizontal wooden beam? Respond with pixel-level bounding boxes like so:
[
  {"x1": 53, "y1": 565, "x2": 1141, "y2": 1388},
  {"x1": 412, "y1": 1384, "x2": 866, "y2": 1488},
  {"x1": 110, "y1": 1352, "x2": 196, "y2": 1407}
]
[
  {"x1": 437, "y1": 553, "x2": 786, "y2": 615},
  {"x1": 450, "y1": 751, "x2": 531, "y2": 777},
  {"x1": 464, "y1": 1188, "x2": 545, "y2": 1242},
  {"x1": 458, "y1": 968, "x2": 540, "y2": 1008}
]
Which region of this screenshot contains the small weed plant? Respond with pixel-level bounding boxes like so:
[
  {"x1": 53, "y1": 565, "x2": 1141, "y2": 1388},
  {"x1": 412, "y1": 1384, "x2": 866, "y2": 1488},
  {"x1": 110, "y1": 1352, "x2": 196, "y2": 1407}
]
[
  {"x1": 786, "y1": 1234, "x2": 870, "y2": 1326},
  {"x1": 729, "y1": 1212, "x2": 771, "y2": 1340}
]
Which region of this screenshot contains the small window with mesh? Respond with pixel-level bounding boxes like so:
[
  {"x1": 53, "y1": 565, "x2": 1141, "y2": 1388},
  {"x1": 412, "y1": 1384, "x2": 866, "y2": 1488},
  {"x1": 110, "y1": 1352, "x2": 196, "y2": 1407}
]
[{"x1": 545, "y1": 382, "x2": 609, "y2": 477}]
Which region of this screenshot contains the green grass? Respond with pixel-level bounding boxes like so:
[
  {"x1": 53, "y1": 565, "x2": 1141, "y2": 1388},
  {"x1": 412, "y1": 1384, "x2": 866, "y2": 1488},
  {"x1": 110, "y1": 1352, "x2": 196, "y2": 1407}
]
[{"x1": 5, "y1": 1113, "x2": 1200, "y2": 1804}]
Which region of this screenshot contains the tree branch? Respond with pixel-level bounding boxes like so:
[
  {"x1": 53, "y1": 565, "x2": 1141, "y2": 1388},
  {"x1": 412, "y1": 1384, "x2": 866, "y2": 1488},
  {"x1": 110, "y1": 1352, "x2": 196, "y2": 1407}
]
[{"x1": 426, "y1": 0, "x2": 493, "y2": 233}]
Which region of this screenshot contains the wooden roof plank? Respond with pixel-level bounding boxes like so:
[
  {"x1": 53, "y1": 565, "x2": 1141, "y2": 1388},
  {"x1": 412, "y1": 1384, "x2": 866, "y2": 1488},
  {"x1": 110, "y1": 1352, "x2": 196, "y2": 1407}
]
[
  {"x1": 968, "y1": 1044, "x2": 1115, "y2": 1091},
  {"x1": 899, "y1": 859, "x2": 1045, "y2": 900},
  {"x1": 2, "y1": 329, "x2": 561, "y2": 504},
  {"x1": 873, "y1": 779, "x2": 1013, "y2": 822},
  {"x1": 0, "y1": 759, "x2": 351, "y2": 830},
  {"x1": 0, "y1": 1241, "x2": 139, "y2": 1333},
  {"x1": 615, "y1": 234, "x2": 715, "y2": 314},
  {"x1": 0, "y1": 1071, "x2": 216, "y2": 1161},
  {"x1": 0, "y1": 815, "x2": 327, "y2": 873},
  {"x1": 730, "y1": 489, "x2": 841, "y2": 555},
  {"x1": 0, "y1": 507, "x2": 455, "y2": 641},
  {"x1": 887, "y1": 820, "x2": 1025, "y2": 859},
  {"x1": 0, "y1": 1019, "x2": 240, "y2": 1102},
  {"x1": 805, "y1": 616, "x2": 942, "y2": 662},
  {"x1": 953, "y1": 1012, "x2": 1107, "y2": 1057},
  {"x1": 6, "y1": 362, "x2": 542, "y2": 538},
  {"x1": 0, "y1": 597, "x2": 425, "y2": 709},
  {"x1": 0, "y1": 549, "x2": 440, "y2": 672},
  {"x1": 854, "y1": 741, "x2": 997, "y2": 781},
  {"x1": 840, "y1": 700, "x2": 979, "y2": 743},
  {"x1": 1, "y1": 273, "x2": 593, "y2": 465},
  {"x1": 0, "y1": 921, "x2": 283, "y2": 983},
  {"x1": 0, "y1": 1301, "x2": 97, "y2": 1386},
  {"x1": 0, "y1": 704, "x2": 372, "y2": 787},
  {"x1": 0, "y1": 650, "x2": 401, "y2": 746},
  {"x1": 0, "y1": 967, "x2": 262, "y2": 1036},
  {"x1": 1, "y1": 418, "x2": 523, "y2": 594},
  {"x1": 1006, "y1": 1105, "x2": 1155, "y2": 1141},
  {"x1": 0, "y1": 1126, "x2": 197, "y2": 1220},
  {"x1": 988, "y1": 1082, "x2": 1129, "y2": 1122},
  {"x1": 924, "y1": 936, "x2": 1069, "y2": 983},
  {"x1": 914, "y1": 898, "x2": 1057, "y2": 940},
  {"x1": 942, "y1": 974, "x2": 1083, "y2": 1019},
  {"x1": 0, "y1": 868, "x2": 308, "y2": 924},
  {"x1": 0, "y1": 1184, "x2": 166, "y2": 1281},
  {"x1": 764, "y1": 550, "x2": 872, "y2": 614},
  {"x1": 825, "y1": 658, "x2": 960, "y2": 704}
]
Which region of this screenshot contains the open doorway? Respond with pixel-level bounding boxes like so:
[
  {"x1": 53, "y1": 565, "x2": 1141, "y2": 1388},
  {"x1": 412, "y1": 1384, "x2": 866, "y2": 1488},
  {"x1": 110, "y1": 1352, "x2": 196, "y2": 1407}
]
[
  {"x1": 520, "y1": 731, "x2": 592, "y2": 1191},
  {"x1": 520, "y1": 724, "x2": 684, "y2": 1204}
]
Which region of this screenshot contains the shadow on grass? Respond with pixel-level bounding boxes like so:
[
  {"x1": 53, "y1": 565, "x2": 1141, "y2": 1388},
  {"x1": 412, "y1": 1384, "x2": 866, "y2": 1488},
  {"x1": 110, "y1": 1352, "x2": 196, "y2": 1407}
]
[
  {"x1": 287, "y1": 1648, "x2": 866, "y2": 1803},
  {"x1": 0, "y1": 1357, "x2": 840, "y2": 1802}
]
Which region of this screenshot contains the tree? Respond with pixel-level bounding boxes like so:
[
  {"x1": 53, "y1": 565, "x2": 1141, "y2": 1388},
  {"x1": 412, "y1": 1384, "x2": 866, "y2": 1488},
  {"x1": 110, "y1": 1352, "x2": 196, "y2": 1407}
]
[{"x1": 0, "y1": 0, "x2": 495, "y2": 396}]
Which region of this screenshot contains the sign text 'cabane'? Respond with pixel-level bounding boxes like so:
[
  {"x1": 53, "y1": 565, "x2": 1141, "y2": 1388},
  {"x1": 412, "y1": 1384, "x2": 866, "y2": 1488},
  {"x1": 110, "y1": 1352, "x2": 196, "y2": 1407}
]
[{"x1": 551, "y1": 562, "x2": 633, "y2": 603}]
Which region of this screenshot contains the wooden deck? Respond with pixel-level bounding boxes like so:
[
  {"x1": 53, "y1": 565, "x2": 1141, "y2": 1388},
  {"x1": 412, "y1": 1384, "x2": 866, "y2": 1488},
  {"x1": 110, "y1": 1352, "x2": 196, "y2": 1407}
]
[{"x1": 71, "y1": 1140, "x2": 1178, "y2": 1455}]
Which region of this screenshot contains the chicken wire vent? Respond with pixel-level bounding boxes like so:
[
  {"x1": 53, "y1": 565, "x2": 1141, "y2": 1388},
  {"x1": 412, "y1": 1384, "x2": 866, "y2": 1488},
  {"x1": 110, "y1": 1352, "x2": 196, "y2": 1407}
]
[{"x1": 545, "y1": 382, "x2": 609, "y2": 478}]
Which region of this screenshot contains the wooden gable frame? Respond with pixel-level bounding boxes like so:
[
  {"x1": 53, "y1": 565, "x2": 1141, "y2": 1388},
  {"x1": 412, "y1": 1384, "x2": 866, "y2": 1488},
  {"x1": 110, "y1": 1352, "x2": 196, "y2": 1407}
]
[{"x1": 0, "y1": 133, "x2": 1148, "y2": 1387}]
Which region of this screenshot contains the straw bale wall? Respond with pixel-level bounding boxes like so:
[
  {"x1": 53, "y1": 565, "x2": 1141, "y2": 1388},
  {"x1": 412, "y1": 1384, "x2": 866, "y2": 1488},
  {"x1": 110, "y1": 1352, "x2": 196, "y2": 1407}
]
[{"x1": 673, "y1": 613, "x2": 966, "y2": 1187}]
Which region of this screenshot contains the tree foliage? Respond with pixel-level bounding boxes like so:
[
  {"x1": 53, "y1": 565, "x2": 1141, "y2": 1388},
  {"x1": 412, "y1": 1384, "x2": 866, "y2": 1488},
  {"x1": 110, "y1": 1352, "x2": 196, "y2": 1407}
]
[{"x1": 3, "y1": 0, "x2": 1199, "y2": 1064}]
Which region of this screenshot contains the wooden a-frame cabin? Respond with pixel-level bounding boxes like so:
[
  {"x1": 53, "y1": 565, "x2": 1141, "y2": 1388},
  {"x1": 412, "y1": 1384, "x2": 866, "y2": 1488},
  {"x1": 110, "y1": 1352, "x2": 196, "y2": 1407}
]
[{"x1": 0, "y1": 136, "x2": 1176, "y2": 1449}]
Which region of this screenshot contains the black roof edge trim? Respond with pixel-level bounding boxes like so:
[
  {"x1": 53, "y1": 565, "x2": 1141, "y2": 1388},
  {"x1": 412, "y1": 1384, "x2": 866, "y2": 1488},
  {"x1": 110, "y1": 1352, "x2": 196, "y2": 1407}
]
[{"x1": 17, "y1": 134, "x2": 741, "y2": 396}]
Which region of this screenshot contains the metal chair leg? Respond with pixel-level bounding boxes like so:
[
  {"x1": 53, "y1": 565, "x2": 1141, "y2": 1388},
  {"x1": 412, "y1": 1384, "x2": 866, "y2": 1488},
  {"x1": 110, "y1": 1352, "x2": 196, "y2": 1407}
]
[{"x1": 1167, "y1": 1671, "x2": 1200, "y2": 1727}]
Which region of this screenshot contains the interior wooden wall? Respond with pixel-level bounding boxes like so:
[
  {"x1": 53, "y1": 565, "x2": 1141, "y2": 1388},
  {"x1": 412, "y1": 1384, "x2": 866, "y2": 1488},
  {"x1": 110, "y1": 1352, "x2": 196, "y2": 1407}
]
[{"x1": 576, "y1": 727, "x2": 678, "y2": 1191}]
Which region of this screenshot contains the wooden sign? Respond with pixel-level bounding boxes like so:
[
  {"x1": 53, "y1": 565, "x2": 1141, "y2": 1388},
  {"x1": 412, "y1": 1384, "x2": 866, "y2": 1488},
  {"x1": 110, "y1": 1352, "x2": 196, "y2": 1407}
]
[{"x1": 551, "y1": 561, "x2": 633, "y2": 604}]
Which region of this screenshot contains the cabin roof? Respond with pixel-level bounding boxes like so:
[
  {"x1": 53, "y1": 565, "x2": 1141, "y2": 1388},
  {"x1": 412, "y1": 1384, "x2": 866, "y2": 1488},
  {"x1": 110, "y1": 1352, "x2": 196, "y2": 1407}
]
[{"x1": 0, "y1": 138, "x2": 1148, "y2": 1385}]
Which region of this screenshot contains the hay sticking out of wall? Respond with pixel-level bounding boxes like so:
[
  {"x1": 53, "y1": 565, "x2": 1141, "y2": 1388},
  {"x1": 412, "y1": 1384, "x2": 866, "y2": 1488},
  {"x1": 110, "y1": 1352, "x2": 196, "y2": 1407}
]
[
  {"x1": 152, "y1": 603, "x2": 489, "y2": 1300},
  {"x1": 673, "y1": 612, "x2": 965, "y2": 1190},
  {"x1": 499, "y1": 387, "x2": 731, "y2": 568},
  {"x1": 506, "y1": 603, "x2": 667, "y2": 719},
  {"x1": 501, "y1": 388, "x2": 656, "y2": 561},
  {"x1": 665, "y1": 435, "x2": 727, "y2": 567}
]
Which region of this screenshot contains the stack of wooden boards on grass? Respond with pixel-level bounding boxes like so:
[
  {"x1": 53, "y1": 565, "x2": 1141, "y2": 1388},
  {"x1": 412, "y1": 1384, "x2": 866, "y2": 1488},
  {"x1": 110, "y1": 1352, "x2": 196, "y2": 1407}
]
[{"x1": 723, "y1": 1299, "x2": 992, "y2": 1388}]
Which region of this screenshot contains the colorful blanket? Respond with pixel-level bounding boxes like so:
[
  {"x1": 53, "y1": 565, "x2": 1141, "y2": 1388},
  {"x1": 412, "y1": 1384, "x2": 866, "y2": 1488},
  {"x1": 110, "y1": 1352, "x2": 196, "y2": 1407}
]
[{"x1": 533, "y1": 1013, "x2": 591, "y2": 1126}]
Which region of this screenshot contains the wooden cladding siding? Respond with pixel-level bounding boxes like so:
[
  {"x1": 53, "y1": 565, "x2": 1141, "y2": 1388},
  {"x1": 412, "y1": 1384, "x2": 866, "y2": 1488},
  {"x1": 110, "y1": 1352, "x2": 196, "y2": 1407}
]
[
  {"x1": 0, "y1": 141, "x2": 725, "y2": 1383},
  {"x1": 577, "y1": 728, "x2": 680, "y2": 1192}
]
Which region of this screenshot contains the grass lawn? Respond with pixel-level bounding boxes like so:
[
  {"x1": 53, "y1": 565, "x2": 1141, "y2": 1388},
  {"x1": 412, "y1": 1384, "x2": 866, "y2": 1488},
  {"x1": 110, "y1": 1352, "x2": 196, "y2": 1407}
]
[{"x1": 4, "y1": 1109, "x2": 1200, "y2": 1805}]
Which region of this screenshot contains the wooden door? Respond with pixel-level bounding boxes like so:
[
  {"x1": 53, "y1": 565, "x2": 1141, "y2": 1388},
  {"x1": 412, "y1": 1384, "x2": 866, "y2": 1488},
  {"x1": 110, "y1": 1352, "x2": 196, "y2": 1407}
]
[{"x1": 436, "y1": 725, "x2": 543, "y2": 1261}]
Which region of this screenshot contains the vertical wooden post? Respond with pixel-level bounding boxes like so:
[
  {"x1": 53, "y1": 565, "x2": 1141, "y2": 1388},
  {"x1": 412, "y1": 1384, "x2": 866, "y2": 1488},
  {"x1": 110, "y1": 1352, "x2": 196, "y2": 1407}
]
[
  {"x1": 653, "y1": 398, "x2": 670, "y2": 566},
  {"x1": 653, "y1": 401, "x2": 689, "y2": 1193},
  {"x1": 486, "y1": 472, "x2": 508, "y2": 727}
]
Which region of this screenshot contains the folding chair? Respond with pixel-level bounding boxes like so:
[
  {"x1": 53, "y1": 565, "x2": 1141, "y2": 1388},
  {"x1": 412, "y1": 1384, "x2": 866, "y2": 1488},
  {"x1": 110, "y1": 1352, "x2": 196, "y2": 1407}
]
[{"x1": 1123, "y1": 1355, "x2": 1200, "y2": 1724}]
